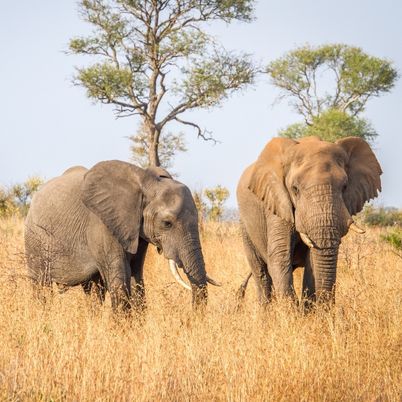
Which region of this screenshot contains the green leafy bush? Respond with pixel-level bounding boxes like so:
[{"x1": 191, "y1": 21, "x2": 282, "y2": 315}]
[{"x1": 381, "y1": 229, "x2": 402, "y2": 258}]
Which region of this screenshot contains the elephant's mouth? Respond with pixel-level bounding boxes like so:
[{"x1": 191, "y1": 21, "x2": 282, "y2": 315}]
[
  {"x1": 299, "y1": 220, "x2": 366, "y2": 250},
  {"x1": 156, "y1": 245, "x2": 184, "y2": 268},
  {"x1": 154, "y1": 243, "x2": 191, "y2": 288}
]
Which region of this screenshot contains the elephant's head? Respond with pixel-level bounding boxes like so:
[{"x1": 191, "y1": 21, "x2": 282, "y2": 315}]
[
  {"x1": 249, "y1": 136, "x2": 382, "y2": 302},
  {"x1": 81, "y1": 161, "x2": 218, "y2": 308}
]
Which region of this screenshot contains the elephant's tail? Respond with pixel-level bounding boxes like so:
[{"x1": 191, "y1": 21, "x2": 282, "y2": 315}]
[{"x1": 235, "y1": 271, "x2": 252, "y2": 301}]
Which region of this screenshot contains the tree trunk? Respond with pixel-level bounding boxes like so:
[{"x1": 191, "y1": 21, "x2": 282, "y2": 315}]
[
  {"x1": 149, "y1": 137, "x2": 160, "y2": 167},
  {"x1": 145, "y1": 121, "x2": 161, "y2": 167}
]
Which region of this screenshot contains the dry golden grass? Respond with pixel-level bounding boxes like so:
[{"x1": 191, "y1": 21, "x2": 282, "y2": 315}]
[{"x1": 0, "y1": 217, "x2": 400, "y2": 401}]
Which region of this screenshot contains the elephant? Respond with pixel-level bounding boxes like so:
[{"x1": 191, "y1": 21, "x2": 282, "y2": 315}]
[
  {"x1": 236, "y1": 136, "x2": 382, "y2": 306},
  {"x1": 25, "y1": 161, "x2": 220, "y2": 312}
]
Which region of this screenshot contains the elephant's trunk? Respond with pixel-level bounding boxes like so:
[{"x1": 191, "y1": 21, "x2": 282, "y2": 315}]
[
  {"x1": 298, "y1": 184, "x2": 347, "y2": 304},
  {"x1": 309, "y1": 246, "x2": 339, "y2": 303},
  {"x1": 304, "y1": 222, "x2": 341, "y2": 305},
  {"x1": 180, "y1": 246, "x2": 208, "y2": 309}
]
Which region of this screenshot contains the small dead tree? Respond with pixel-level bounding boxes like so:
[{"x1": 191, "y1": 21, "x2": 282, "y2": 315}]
[{"x1": 204, "y1": 185, "x2": 229, "y2": 222}]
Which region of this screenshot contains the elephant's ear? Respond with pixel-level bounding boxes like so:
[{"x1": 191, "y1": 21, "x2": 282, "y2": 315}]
[
  {"x1": 248, "y1": 137, "x2": 297, "y2": 223},
  {"x1": 81, "y1": 160, "x2": 144, "y2": 254},
  {"x1": 336, "y1": 137, "x2": 382, "y2": 215}
]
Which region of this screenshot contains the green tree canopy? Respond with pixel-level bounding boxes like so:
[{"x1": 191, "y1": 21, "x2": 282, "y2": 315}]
[
  {"x1": 279, "y1": 108, "x2": 377, "y2": 142},
  {"x1": 69, "y1": 0, "x2": 256, "y2": 167},
  {"x1": 267, "y1": 43, "x2": 398, "y2": 142}
]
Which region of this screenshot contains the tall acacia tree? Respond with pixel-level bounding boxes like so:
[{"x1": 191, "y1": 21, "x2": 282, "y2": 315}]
[
  {"x1": 267, "y1": 44, "x2": 398, "y2": 141},
  {"x1": 69, "y1": 0, "x2": 256, "y2": 166}
]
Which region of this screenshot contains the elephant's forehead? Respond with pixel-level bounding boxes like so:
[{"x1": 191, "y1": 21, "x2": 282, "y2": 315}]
[
  {"x1": 292, "y1": 142, "x2": 346, "y2": 162},
  {"x1": 159, "y1": 182, "x2": 192, "y2": 207}
]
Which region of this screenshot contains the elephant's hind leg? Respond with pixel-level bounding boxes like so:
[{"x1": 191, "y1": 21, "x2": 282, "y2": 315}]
[
  {"x1": 26, "y1": 249, "x2": 54, "y2": 304},
  {"x1": 241, "y1": 224, "x2": 273, "y2": 305}
]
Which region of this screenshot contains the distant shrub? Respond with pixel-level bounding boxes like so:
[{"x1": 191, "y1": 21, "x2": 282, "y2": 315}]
[
  {"x1": 0, "y1": 188, "x2": 18, "y2": 218},
  {"x1": 361, "y1": 205, "x2": 402, "y2": 227},
  {"x1": 0, "y1": 176, "x2": 43, "y2": 218},
  {"x1": 193, "y1": 185, "x2": 230, "y2": 224},
  {"x1": 204, "y1": 186, "x2": 230, "y2": 222}
]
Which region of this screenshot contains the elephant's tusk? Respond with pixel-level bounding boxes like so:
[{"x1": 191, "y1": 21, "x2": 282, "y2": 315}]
[
  {"x1": 300, "y1": 232, "x2": 315, "y2": 248},
  {"x1": 349, "y1": 221, "x2": 365, "y2": 234},
  {"x1": 168, "y1": 260, "x2": 191, "y2": 290},
  {"x1": 206, "y1": 275, "x2": 222, "y2": 287}
]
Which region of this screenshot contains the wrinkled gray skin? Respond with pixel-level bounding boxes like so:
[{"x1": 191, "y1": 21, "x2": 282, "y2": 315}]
[
  {"x1": 25, "y1": 161, "x2": 208, "y2": 312},
  {"x1": 237, "y1": 136, "x2": 382, "y2": 306}
]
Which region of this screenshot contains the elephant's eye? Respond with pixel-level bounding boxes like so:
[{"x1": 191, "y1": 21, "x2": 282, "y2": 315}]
[
  {"x1": 162, "y1": 220, "x2": 172, "y2": 229},
  {"x1": 342, "y1": 183, "x2": 347, "y2": 193},
  {"x1": 292, "y1": 185, "x2": 299, "y2": 196}
]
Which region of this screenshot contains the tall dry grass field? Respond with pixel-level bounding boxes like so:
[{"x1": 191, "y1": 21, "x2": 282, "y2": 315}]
[{"x1": 0, "y1": 217, "x2": 400, "y2": 401}]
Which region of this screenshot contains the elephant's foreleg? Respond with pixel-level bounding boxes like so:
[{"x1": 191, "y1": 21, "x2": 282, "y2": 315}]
[
  {"x1": 266, "y1": 215, "x2": 297, "y2": 301},
  {"x1": 93, "y1": 277, "x2": 106, "y2": 302},
  {"x1": 82, "y1": 274, "x2": 106, "y2": 304},
  {"x1": 241, "y1": 225, "x2": 273, "y2": 305},
  {"x1": 82, "y1": 280, "x2": 91, "y2": 295},
  {"x1": 129, "y1": 238, "x2": 148, "y2": 313},
  {"x1": 100, "y1": 258, "x2": 132, "y2": 314}
]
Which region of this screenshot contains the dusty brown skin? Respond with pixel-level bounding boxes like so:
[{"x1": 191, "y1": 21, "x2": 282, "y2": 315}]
[
  {"x1": 237, "y1": 136, "x2": 382, "y2": 305},
  {"x1": 25, "y1": 161, "x2": 215, "y2": 312}
]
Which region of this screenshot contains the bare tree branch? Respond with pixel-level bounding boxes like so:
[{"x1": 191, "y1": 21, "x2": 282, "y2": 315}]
[{"x1": 173, "y1": 116, "x2": 218, "y2": 143}]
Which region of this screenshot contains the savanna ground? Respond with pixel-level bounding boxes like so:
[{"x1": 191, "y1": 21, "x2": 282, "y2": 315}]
[{"x1": 0, "y1": 217, "x2": 400, "y2": 401}]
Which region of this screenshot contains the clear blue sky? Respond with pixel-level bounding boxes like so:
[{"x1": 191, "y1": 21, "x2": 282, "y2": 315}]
[{"x1": 1, "y1": 0, "x2": 401, "y2": 208}]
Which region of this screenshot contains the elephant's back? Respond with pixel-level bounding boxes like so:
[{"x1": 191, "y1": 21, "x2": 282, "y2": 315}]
[
  {"x1": 26, "y1": 167, "x2": 90, "y2": 252},
  {"x1": 62, "y1": 165, "x2": 87, "y2": 176},
  {"x1": 29, "y1": 167, "x2": 87, "y2": 218}
]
